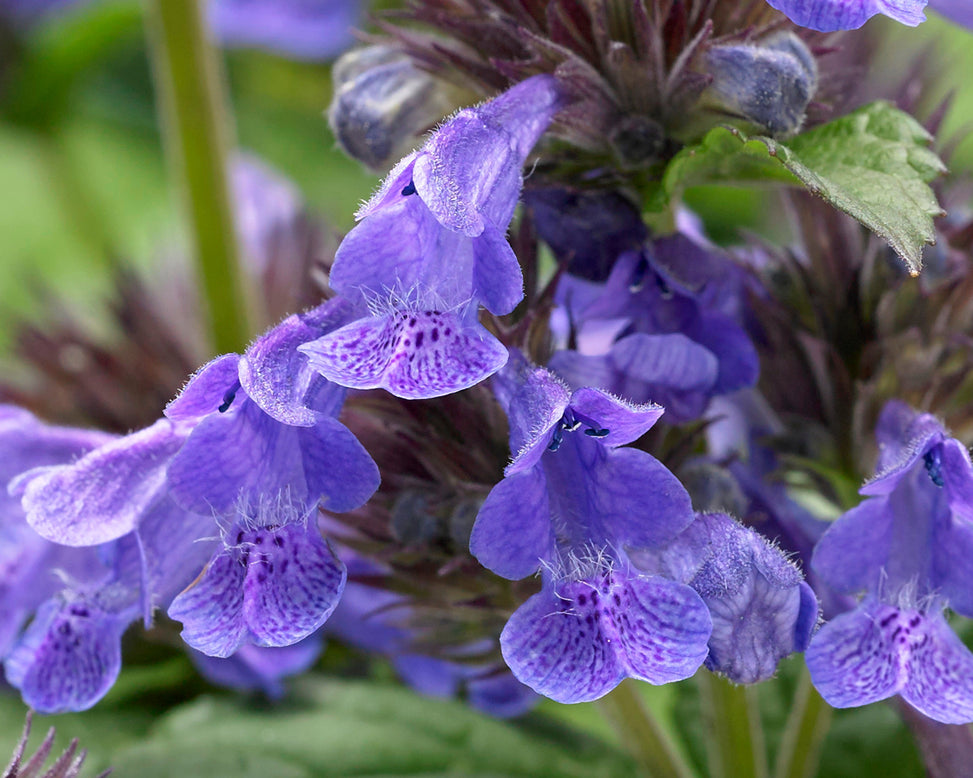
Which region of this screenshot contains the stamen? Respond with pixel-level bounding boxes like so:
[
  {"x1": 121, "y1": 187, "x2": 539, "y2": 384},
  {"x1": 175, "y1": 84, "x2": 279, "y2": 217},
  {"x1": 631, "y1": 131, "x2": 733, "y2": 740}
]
[
  {"x1": 924, "y1": 448, "x2": 944, "y2": 487},
  {"x1": 218, "y1": 386, "x2": 238, "y2": 413},
  {"x1": 401, "y1": 180, "x2": 417, "y2": 197},
  {"x1": 629, "y1": 255, "x2": 650, "y2": 292},
  {"x1": 583, "y1": 427, "x2": 610, "y2": 438}
]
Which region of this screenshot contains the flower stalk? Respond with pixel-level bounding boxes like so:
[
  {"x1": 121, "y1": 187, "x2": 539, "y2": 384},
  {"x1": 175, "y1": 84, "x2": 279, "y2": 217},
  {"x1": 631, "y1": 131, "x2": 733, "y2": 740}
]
[{"x1": 144, "y1": 0, "x2": 253, "y2": 355}]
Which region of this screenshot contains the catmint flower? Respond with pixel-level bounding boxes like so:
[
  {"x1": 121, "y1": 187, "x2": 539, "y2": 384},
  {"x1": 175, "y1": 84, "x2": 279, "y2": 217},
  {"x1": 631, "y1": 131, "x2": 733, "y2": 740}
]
[
  {"x1": 470, "y1": 357, "x2": 711, "y2": 703},
  {"x1": 805, "y1": 401, "x2": 973, "y2": 724},
  {"x1": 300, "y1": 75, "x2": 564, "y2": 399},
  {"x1": 209, "y1": 0, "x2": 360, "y2": 61},
  {"x1": 702, "y1": 33, "x2": 818, "y2": 136},
  {"x1": 329, "y1": 45, "x2": 456, "y2": 171},
  {"x1": 631, "y1": 511, "x2": 819, "y2": 683},
  {"x1": 161, "y1": 300, "x2": 380, "y2": 656},
  {"x1": 764, "y1": 0, "x2": 927, "y2": 31},
  {"x1": 550, "y1": 234, "x2": 758, "y2": 422},
  {"x1": 2, "y1": 408, "x2": 217, "y2": 712}
]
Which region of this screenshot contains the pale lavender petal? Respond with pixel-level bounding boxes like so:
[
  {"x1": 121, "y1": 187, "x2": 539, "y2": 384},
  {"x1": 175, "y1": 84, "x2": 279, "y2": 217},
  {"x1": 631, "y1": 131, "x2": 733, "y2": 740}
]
[
  {"x1": 3, "y1": 599, "x2": 128, "y2": 714},
  {"x1": 501, "y1": 572, "x2": 710, "y2": 703},
  {"x1": 16, "y1": 419, "x2": 186, "y2": 546},
  {"x1": 501, "y1": 584, "x2": 624, "y2": 703},
  {"x1": 864, "y1": 402, "x2": 943, "y2": 495},
  {"x1": 611, "y1": 333, "x2": 719, "y2": 394},
  {"x1": 240, "y1": 299, "x2": 355, "y2": 426},
  {"x1": 581, "y1": 447, "x2": 695, "y2": 550},
  {"x1": 243, "y1": 522, "x2": 346, "y2": 648},
  {"x1": 811, "y1": 497, "x2": 891, "y2": 594},
  {"x1": 167, "y1": 401, "x2": 305, "y2": 516},
  {"x1": 569, "y1": 387, "x2": 665, "y2": 448},
  {"x1": 355, "y1": 152, "x2": 419, "y2": 221},
  {"x1": 412, "y1": 113, "x2": 523, "y2": 236},
  {"x1": 941, "y1": 438, "x2": 973, "y2": 522},
  {"x1": 805, "y1": 599, "x2": 906, "y2": 708},
  {"x1": 298, "y1": 417, "x2": 380, "y2": 513},
  {"x1": 168, "y1": 552, "x2": 248, "y2": 658},
  {"x1": 609, "y1": 575, "x2": 712, "y2": 685},
  {"x1": 470, "y1": 468, "x2": 552, "y2": 580},
  {"x1": 764, "y1": 0, "x2": 927, "y2": 31},
  {"x1": 299, "y1": 310, "x2": 509, "y2": 399},
  {"x1": 471, "y1": 219, "x2": 524, "y2": 316},
  {"x1": 903, "y1": 613, "x2": 973, "y2": 724},
  {"x1": 165, "y1": 354, "x2": 242, "y2": 422},
  {"x1": 331, "y1": 198, "x2": 476, "y2": 308}
]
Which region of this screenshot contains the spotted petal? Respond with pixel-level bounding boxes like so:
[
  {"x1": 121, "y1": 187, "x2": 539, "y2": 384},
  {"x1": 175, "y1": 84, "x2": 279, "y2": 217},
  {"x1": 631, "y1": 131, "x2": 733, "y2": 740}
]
[
  {"x1": 299, "y1": 310, "x2": 508, "y2": 399},
  {"x1": 501, "y1": 572, "x2": 711, "y2": 703},
  {"x1": 4, "y1": 599, "x2": 129, "y2": 714}
]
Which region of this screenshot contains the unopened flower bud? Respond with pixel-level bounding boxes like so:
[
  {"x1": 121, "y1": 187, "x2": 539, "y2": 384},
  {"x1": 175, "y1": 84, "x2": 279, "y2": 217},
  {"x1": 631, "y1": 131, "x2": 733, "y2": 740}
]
[
  {"x1": 702, "y1": 33, "x2": 817, "y2": 136},
  {"x1": 328, "y1": 45, "x2": 454, "y2": 170}
]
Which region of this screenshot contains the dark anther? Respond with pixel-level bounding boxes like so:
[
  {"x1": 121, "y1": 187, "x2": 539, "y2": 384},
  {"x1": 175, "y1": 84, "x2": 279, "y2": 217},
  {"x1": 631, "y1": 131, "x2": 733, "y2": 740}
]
[
  {"x1": 218, "y1": 388, "x2": 237, "y2": 413},
  {"x1": 924, "y1": 449, "x2": 944, "y2": 487},
  {"x1": 584, "y1": 427, "x2": 610, "y2": 438},
  {"x1": 401, "y1": 180, "x2": 417, "y2": 197},
  {"x1": 548, "y1": 424, "x2": 564, "y2": 452},
  {"x1": 629, "y1": 255, "x2": 650, "y2": 292}
]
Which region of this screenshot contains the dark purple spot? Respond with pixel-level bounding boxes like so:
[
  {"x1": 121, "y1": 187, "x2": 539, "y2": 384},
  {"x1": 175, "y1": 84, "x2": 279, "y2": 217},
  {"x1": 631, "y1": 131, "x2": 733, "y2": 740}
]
[{"x1": 415, "y1": 331, "x2": 424, "y2": 348}]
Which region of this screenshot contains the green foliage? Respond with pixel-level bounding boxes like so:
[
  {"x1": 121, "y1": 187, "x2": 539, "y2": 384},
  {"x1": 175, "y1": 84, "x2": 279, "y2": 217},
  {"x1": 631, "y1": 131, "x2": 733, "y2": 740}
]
[{"x1": 656, "y1": 102, "x2": 946, "y2": 274}]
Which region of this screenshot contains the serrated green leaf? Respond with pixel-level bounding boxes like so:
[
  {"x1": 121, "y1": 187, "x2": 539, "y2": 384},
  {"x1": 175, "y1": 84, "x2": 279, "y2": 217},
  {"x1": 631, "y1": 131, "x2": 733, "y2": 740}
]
[
  {"x1": 656, "y1": 102, "x2": 946, "y2": 274},
  {"x1": 105, "y1": 679, "x2": 637, "y2": 778}
]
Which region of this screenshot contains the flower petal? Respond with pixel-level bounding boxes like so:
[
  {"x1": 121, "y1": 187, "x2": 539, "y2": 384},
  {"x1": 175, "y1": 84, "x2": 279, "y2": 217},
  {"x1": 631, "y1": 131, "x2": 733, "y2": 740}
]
[
  {"x1": 3, "y1": 599, "x2": 128, "y2": 714},
  {"x1": 168, "y1": 551, "x2": 247, "y2": 658},
  {"x1": 243, "y1": 523, "x2": 347, "y2": 648},
  {"x1": 299, "y1": 309, "x2": 509, "y2": 399},
  {"x1": 16, "y1": 419, "x2": 185, "y2": 546},
  {"x1": 903, "y1": 612, "x2": 973, "y2": 724},
  {"x1": 165, "y1": 354, "x2": 242, "y2": 422},
  {"x1": 470, "y1": 467, "x2": 552, "y2": 580}
]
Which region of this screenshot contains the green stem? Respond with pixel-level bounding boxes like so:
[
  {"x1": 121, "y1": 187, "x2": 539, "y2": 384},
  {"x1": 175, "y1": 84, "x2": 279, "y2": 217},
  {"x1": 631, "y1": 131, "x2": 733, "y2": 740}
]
[
  {"x1": 597, "y1": 680, "x2": 695, "y2": 778},
  {"x1": 700, "y1": 673, "x2": 769, "y2": 778},
  {"x1": 144, "y1": 0, "x2": 252, "y2": 355},
  {"x1": 773, "y1": 668, "x2": 832, "y2": 778}
]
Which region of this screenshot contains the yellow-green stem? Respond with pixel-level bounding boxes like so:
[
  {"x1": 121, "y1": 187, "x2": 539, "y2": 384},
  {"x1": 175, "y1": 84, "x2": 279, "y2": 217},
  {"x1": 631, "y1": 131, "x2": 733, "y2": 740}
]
[
  {"x1": 773, "y1": 668, "x2": 832, "y2": 778},
  {"x1": 144, "y1": 0, "x2": 253, "y2": 355},
  {"x1": 598, "y1": 680, "x2": 696, "y2": 778},
  {"x1": 700, "y1": 673, "x2": 769, "y2": 778}
]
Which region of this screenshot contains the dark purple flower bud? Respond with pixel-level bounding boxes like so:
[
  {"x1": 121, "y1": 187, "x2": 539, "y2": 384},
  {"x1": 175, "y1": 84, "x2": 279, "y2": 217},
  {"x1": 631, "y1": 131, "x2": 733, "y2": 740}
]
[
  {"x1": 763, "y1": 0, "x2": 926, "y2": 31},
  {"x1": 524, "y1": 188, "x2": 647, "y2": 282},
  {"x1": 703, "y1": 33, "x2": 817, "y2": 136},
  {"x1": 329, "y1": 46, "x2": 454, "y2": 171},
  {"x1": 209, "y1": 0, "x2": 360, "y2": 61}
]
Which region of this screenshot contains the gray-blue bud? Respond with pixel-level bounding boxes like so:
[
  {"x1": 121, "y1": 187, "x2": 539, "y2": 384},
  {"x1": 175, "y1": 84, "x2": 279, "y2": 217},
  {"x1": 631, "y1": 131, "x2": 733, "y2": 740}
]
[
  {"x1": 329, "y1": 46, "x2": 453, "y2": 170},
  {"x1": 702, "y1": 33, "x2": 818, "y2": 136}
]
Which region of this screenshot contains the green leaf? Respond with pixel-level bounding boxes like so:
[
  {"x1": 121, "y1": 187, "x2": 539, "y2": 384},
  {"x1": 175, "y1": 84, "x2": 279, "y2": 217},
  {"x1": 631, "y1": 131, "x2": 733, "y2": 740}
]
[
  {"x1": 105, "y1": 679, "x2": 637, "y2": 778},
  {"x1": 656, "y1": 102, "x2": 946, "y2": 274}
]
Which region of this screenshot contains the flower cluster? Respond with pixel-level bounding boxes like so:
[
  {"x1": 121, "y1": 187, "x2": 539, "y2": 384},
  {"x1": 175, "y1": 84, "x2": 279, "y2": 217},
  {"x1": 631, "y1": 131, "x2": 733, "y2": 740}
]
[{"x1": 4, "y1": 0, "x2": 973, "y2": 758}]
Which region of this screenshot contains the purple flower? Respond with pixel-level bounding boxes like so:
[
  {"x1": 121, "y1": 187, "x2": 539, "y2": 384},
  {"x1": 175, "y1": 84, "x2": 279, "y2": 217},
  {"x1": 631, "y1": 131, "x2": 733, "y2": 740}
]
[
  {"x1": 805, "y1": 401, "x2": 973, "y2": 723},
  {"x1": 764, "y1": 0, "x2": 927, "y2": 31},
  {"x1": 632, "y1": 511, "x2": 819, "y2": 683},
  {"x1": 300, "y1": 75, "x2": 563, "y2": 400},
  {"x1": 2, "y1": 407, "x2": 217, "y2": 712},
  {"x1": 209, "y1": 0, "x2": 360, "y2": 61},
  {"x1": 550, "y1": 235, "x2": 758, "y2": 422},
  {"x1": 470, "y1": 358, "x2": 711, "y2": 702}
]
